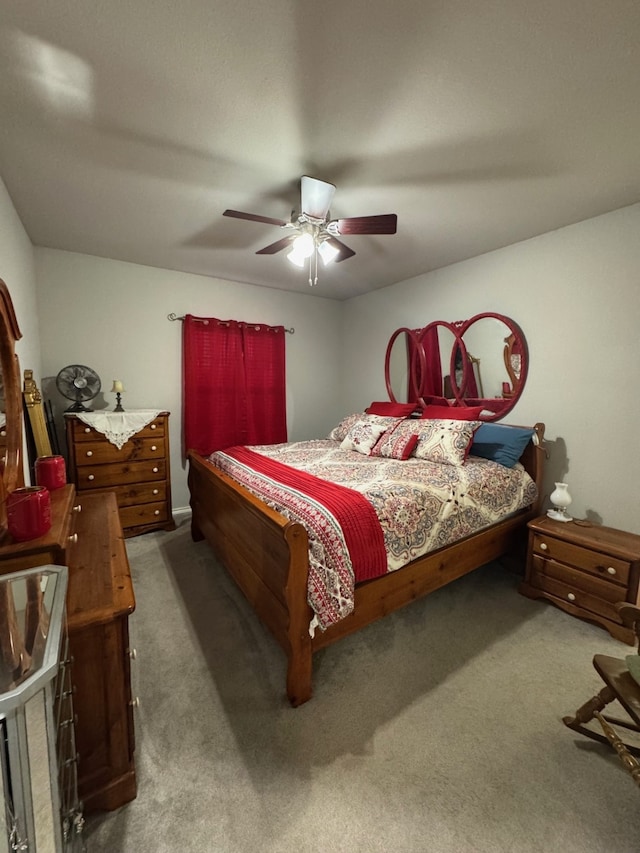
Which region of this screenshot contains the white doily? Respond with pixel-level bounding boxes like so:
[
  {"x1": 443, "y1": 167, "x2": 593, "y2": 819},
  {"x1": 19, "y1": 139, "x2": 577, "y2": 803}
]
[{"x1": 75, "y1": 410, "x2": 162, "y2": 449}]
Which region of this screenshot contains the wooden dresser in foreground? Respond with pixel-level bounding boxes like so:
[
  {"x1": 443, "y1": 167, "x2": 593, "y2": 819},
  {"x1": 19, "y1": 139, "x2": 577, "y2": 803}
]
[
  {"x1": 65, "y1": 411, "x2": 175, "y2": 538},
  {"x1": 0, "y1": 485, "x2": 137, "y2": 812},
  {"x1": 520, "y1": 515, "x2": 640, "y2": 644}
]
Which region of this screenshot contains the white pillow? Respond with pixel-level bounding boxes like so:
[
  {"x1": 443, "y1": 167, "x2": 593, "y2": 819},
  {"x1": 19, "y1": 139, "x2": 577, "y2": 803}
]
[
  {"x1": 328, "y1": 412, "x2": 400, "y2": 442},
  {"x1": 412, "y1": 419, "x2": 479, "y2": 466},
  {"x1": 340, "y1": 420, "x2": 388, "y2": 455}
]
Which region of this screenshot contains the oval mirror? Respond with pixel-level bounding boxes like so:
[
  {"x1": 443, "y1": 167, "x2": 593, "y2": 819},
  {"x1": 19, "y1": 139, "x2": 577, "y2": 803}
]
[
  {"x1": 388, "y1": 312, "x2": 528, "y2": 421},
  {"x1": 384, "y1": 328, "x2": 426, "y2": 403},
  {"x1": 0, "y1": 280, "x2": 24, "y2": 534}
]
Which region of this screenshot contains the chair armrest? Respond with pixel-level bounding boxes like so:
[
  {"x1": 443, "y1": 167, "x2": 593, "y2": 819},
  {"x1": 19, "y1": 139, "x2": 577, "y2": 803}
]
[{"x1": 616, "y1": 603, "x2": 640, "y2": 631}]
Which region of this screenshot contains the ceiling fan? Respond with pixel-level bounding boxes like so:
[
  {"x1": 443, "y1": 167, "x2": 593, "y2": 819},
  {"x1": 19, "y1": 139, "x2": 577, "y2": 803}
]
[{"x1": 223, "y1": 176, "x2": 397, "y2": 285}]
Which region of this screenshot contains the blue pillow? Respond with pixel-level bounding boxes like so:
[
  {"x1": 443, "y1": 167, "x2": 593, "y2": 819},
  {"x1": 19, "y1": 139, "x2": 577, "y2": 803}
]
[{"x1": 470, "y1": 423, "x2": 534, "y2": 468}]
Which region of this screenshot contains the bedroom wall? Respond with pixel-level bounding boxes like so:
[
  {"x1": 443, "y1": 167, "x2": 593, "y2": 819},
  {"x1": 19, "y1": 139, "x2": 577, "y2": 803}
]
[
  {"x1": 35, "y1": 248, "x2": 344, "y2": 512},
  {"x1": 341, "y1": 202, "x2": 640, "y2": 534}
]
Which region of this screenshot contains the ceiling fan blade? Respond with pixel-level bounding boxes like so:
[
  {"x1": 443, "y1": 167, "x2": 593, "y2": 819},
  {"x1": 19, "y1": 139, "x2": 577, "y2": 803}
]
[
  {"x1": 255, "y1": 236, "x2": 295, "y2": 255},
  {"x1": 326, "y1": 237, "x2": 356, "y2": 263},
  {"x1": 301, "y1": 176, "x2": 336, "y2": 220},
  {"x1": 333, "y1": 214, "x2": 398, "y2": 235},
  {"x1": 223, "y1": 209, "x2": 288, "y2": 227}
]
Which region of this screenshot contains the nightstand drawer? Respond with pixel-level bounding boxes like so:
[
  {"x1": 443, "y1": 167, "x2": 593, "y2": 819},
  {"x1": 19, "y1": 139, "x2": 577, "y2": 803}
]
[
  {"x1": 532, "y1": 533, "x2": 631, "y2": 585},
  {"x1": 532, "y1": 557, "x2": 624, "y2": 624}
]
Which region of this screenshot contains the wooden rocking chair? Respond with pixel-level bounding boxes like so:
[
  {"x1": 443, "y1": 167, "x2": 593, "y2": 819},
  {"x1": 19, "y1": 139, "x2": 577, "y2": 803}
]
[{"x1": 563, "y1": 603, "x2": 640, "y2": 787}]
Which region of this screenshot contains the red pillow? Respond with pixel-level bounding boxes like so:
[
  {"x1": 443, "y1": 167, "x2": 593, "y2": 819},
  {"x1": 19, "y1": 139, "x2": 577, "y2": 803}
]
[
  {"x1": 365, "y1": 401, "x2": 417, "y2": 417},
  {"x1": 421, "y1": 405, "x2": 483, "y2": 421}
]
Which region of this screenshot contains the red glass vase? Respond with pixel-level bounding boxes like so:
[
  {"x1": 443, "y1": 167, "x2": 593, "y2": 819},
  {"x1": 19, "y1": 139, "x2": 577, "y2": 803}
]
[
  {"x1": 6, "y1": 487, "x2": 52, "y2": 542},
  {"x1": 35, "y1": 455, "x2": 67, "y2": 491}
]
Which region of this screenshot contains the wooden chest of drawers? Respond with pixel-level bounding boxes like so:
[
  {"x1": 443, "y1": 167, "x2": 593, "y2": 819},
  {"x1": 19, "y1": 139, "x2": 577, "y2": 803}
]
[
  {"x1": 520, "y1": 516, "x2": 640, "y2": 644},
  {"x1": 0, "y1": 486, "x2": 137, "y2": 813},
  {"x1": 65, "y1": 411, "x2": 175, "y2": 538}
]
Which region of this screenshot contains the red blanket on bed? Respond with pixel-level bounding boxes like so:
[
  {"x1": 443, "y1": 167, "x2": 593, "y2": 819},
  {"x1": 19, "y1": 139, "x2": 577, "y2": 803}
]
[{"x1": 222, "y1": 446, "x2": 387, "y2": 582}]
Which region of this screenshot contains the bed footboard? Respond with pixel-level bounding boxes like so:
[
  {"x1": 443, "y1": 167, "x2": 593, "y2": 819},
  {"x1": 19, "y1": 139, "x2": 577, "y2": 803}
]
[{"x1": 188, "y1": 451, "x2": 314, "y2": 705}]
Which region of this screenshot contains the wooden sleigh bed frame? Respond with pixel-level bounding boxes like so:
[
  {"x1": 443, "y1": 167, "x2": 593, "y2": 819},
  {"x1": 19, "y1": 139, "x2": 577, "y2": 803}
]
[{"x1": 187, "y1": 421, "x2": 546, "y2": 706}]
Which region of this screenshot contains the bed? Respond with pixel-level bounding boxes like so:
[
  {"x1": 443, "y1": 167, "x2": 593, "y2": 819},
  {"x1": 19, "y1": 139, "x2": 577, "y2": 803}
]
[{"x1": 187, "y1": 413, "x2": 545, "y2": 705}]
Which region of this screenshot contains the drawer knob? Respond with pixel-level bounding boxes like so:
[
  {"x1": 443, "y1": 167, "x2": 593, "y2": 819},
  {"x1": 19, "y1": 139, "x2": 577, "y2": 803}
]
[
  {"x1": 68, "y1": 533, "x2": 78, "y2": 544},
  {"x1": 154, "y1": 510, "x2": 160, "y2": 516},
  {"x1": 0, "y1": 429, "x2": 5, "y2": 437},
  {"x1": 540, "y1": 542, "x2": 548, "y2": 551},
  {"x1": 567, "y1": 592, "x2": 576, "y2": 601},
  {"x1": 84, "y1": 427, "x2": 91, "y2": 433},
  {"x1": 88, "y1": 474, "x2": 95, "y2": 481},
  {"x1": 607, "y1": 567, "x2": 617, "y2": 576},
  {"x1": 127, "y1": 648, "x2": 137, "y2": 660},
  {"x1": 86, "y1": 450, "x2": 93, "y2": 457},
  {"x1": 152, "y1": 467, "x2": 159, "y2": 473},
  {"x1": 151, "y1": 424, "x2": 157, "y2": 429},
  {"x1": 73, "y1": 504, "x2": 82, "y2": 513},
  {"x1": 151, "y1": 445, "x2": 157, "y2": 451},
  {"x1": 130, "y1": 697, "x2": 140, "y2": 708},
  {"x1": 153, "y1": 489, "x2": 159, "y2": 495}
]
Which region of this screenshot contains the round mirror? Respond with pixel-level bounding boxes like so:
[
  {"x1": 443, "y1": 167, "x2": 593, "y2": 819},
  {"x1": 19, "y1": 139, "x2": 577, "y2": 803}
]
[{"x1": 0, "y1": 280, "x2": 24, "y2": 534}]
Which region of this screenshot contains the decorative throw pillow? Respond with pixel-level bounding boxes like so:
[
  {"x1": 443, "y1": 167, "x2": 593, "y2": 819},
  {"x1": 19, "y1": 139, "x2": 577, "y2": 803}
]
[
  {"x1": 412, "y1": 419, "x2": 480, "y2": 466},
  {"x1": 340, "y1": 421, "x2": 388, "y2": 455},
  {"x1": 422, "y1": 405, "x2": 484, "y2": 421},
  {"x1": 365, "y1": 401, "x2": 417, "y2": 417},
  {"x1": 328, "y1": 412, "x2": 399, "y2": 442},
  {"x1": 470, "y1": 423, "x2": 534, "y2": 468},
  {"x1": 371, "y1": 428, "x2": 419, "y2": 460}
]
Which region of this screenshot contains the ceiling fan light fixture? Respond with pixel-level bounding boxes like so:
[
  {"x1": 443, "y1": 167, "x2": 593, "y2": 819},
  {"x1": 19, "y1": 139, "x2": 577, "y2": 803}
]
[
  {"x1": 317, "y1": 240, "x2": 339, "y2": 266},
  {"x1": 286, "y1": 248, "x2": 307, "y2": 268},
  {"x1": 292, "y1": 232, "x2": 315, "y2": 258},
  {"x1": 287, "y1": 232, "x2": 315, "y2": 267}
]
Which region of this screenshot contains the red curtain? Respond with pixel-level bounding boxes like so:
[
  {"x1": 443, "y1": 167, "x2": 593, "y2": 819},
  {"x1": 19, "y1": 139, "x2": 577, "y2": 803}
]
[{"x1": 183, "y1": 316, "x2": 287, "y2": 455}]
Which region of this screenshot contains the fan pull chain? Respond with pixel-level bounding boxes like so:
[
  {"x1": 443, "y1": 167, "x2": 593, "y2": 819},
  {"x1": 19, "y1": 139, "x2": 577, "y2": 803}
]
[{"x1": 309, "y1": 250, "x2": 318, "y2": 287}]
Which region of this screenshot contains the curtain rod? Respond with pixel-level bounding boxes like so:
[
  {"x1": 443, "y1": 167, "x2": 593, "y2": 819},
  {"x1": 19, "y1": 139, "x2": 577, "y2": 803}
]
[{"x1": 167, "y1": 313, "x2": 294, "y2": 333}]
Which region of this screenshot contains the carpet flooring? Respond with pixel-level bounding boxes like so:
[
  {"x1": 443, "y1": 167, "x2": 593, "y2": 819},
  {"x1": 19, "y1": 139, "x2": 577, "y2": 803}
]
[{"x1": 84, "y1": 520, "x2": 639, "y2": 852}]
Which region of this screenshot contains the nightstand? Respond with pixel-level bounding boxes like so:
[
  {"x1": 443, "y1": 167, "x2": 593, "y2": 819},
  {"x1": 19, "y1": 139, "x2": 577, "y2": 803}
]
[{"x1": 520, "y1": 516, "x2": 640, "y2": 644}]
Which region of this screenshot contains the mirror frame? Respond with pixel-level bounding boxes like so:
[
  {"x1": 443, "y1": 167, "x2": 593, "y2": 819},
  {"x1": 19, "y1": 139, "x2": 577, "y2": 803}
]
[
  {"x1": 0, "y1": 279, "x2": 24, "y2": 532},
  {"x1": 384, "y1": 327, "x2": 426, "y2": 404},
  {"x1": 386, "y1": 312, "x2": 529, "y2": 421}
]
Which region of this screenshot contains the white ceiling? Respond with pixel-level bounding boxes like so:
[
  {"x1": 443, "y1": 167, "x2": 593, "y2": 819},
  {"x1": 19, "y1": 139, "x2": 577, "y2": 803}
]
[{"x1": 1, "y1": 1, "x2": 639, "y2": 301}]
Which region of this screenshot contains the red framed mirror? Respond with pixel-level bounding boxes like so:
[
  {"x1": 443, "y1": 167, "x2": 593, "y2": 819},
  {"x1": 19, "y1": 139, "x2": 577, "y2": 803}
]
[{"x1": 385, "y1": 313, "x2": 528, "y2": 421}]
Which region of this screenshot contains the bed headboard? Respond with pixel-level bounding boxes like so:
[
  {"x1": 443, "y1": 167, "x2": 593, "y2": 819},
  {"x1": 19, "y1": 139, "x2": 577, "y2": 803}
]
[{"x1": 519, "y1": 422, "x2": 546, "y2": 515}]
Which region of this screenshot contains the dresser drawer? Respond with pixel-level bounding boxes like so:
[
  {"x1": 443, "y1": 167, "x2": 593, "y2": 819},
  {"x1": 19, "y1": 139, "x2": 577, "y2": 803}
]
[
  {"x1": 108, "y1": 482, "x2": 168, "y2": 508},
  {"x1": 70, "y1": 416, "x2": 165, "y2": 442},
  {"x1": 532, "y1": 533, "x2": 631, "y2": 586},
  {"x1": 74, "y1": 436, "x2": 165, "y2": 466},
  {"x1": 531, "y1": 556, "x2": 625, "y2": 623},
  {"x1": 118, "y1": 501, "x2": 168, "y2": 529},
  {"x1": 76, "y1": 459, "x2": 167, "y2": 489}
]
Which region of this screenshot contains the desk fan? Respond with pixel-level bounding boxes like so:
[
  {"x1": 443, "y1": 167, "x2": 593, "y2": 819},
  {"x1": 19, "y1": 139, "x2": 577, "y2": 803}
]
[{"x1": 56, "y1": 364, "x2": 101, "y2": 412}]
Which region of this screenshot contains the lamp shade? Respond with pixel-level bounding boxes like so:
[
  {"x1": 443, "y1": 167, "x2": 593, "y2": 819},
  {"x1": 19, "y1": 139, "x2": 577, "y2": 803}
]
[{"x1": 111, "y1": 380, "x2": 124, "y2": 393}]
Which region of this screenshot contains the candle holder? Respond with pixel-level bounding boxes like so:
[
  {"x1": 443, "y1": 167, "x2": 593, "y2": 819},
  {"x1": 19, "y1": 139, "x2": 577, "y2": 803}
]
[{"x1": 111, "y1": 380, "x2": 125, "y2": 412}]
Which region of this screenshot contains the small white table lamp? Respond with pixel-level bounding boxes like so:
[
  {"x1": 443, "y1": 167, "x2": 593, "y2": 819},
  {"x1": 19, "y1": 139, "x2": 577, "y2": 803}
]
[
  {"x1": 111, "y1": 380, "x2": 125, "y2": 412},
  {"x1": 548, "y1": 482, "x2": 572, "y2": 522}
]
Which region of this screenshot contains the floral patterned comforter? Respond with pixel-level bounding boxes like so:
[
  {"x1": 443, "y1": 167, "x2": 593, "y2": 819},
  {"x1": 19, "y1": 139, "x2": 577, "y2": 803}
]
[{"x1": 209, "y1": 440, "x2": 537, "y2": 630}]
